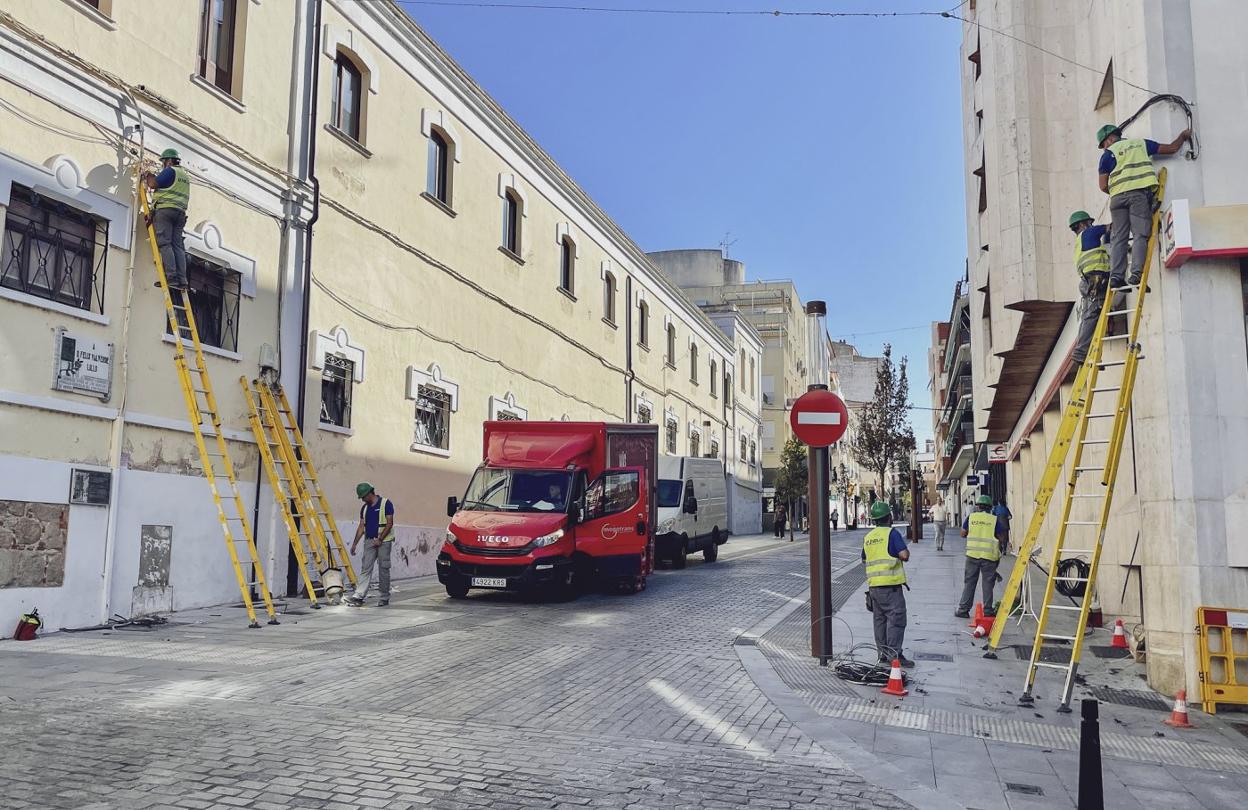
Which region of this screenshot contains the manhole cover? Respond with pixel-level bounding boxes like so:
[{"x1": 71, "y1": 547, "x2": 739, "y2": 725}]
[
  {"x1": 1089, "y1": 646, "x2": 1132, "y2": 659},
  {"x1": 1013, "y1": 645, "x2": 1069, "y2": 664},
  {"x1": 1005, "y1": 783, "x2": 1044, "y2": 796},
  {"x1": 1086, "y1": 686, "x2": 1170, "y2": 712},
  {"x1": 915, "y1": 652, "x2": 954, "y2": 662}
]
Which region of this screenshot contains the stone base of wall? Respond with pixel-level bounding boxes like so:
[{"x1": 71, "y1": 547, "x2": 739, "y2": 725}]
[{"x1": 0, "y1": 500, "x2": 68, "y2": 588}]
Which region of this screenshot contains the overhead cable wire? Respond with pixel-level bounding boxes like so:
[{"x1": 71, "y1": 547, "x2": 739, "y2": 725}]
[{"x1": 383, "y1": 0, "x2": 944, "y2": 19}]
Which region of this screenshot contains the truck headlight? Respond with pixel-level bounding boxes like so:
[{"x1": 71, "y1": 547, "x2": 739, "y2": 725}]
[
  {"x1": 531, "y1": 529, "x2": 564, "y2": 548},
  {"x1": 444, "y1": 530, "x2": 456, "y2": 546}
]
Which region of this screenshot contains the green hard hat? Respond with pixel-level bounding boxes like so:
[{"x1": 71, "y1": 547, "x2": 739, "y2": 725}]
[
  {"x1": 869, "y1": 501, "x2": 891, "y2": 520},
  {"x1": 1096, "y1": 124, "x2": 1120, "y2": 148},
  {"x1": 355, "y1": 482, "x2": 374, "y2": 499},
  {"x1": 1068, "y1": 210, "x2": 1093, "y2": 229},
  {"x1": 977, "y1": 494, "x2": 993, "y2": 507},
  {"x1": 159, "y1": 148, "x2": 181, "y2": 161}
]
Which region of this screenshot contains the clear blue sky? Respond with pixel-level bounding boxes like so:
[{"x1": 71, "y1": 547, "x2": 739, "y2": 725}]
[{"x1": 400, "y1": 0, "x2": 967, "y2": 443}]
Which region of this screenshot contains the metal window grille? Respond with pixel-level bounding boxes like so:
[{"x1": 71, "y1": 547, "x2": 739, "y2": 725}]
[
  {"x1": 415, "y1": 384, "x2": 451, "y2": 450},
  {"x1": 740, "y1": 435, "x2": 748, "y2": 462},
  {"x1": 2, "y1": 185, "x2": 107, "y2": 313},
  {"x1": 709, "y1": 439, "x2": 719, "y2": 459},
  {"x1": 164, "y1": 257, "x2": 240, "y2": 352},
  {"x1": 496, "y1": 409, "x2": 522, "y2": 421},
  {"x1": 320, "y1": 355, "x2": 353, "y2": 428},
  {"x1": 665, "y1": 419, "x2": 677, "y2": 454},
  {"x1": 689, "y1": 433, "x2": 700, "y2": 458},
  {"x1": 636, "y1": 405, "x2": 651, "y2": 424}
]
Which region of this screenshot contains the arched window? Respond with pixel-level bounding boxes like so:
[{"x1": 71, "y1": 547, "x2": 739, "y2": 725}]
[
  {"x1": 739, "y1": 349, "x2": 747, "y2": 392},
  {"x1": 332, "y1": 51, "x2": 363, "y2": 141},
  {"x1": 602, "y1": 271, "x2": 617, "y2": 324},
  {"x1": 559, "y1": 236, "x2": 575, "y2": 295},
  {"x1": 749, "y1": 356, "x2": 756, "y2": 396},
  {"x1": 710, "y1": 360, "x2": 718, "y2": 397},
  {"x1": 690, "y1": 343, "x2": 699, "y2": 384},
  {"x1": 666, "y1": 324, "x2": 676, "y2": 367},
  {"x1": 502, "y1": 189, "x2": 521, "y2": 255},
  {"x1": 427, "y1": 128, "x2": 451, "y2": 204},
  {"x1": 637, "y1": 299, "x2": 649, "y2": 347}
]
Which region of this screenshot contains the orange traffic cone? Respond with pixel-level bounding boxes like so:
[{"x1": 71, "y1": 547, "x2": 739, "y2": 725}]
[
  {"x1": 881, "y1": 659, "x2": 908, "y2": 697},
  {"x1": 969, "y1": 602, "x2": 984, "y2": 628},
  {"x1": 1111, "y1": 618, "x2": 1129, "y2": 649},
  {"x1": 1163, "y1": 690, "x2": 1194, "y2": 728}
]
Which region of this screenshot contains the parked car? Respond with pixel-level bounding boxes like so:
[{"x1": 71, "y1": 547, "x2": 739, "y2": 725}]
[{"x1": 654, "y1": 456, "x2": 728, "y2": 568}]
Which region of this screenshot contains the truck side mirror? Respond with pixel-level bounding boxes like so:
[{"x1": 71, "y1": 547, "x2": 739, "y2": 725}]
[{"x1": 446, "y1": 496, "x2": 459, "y2": 517}]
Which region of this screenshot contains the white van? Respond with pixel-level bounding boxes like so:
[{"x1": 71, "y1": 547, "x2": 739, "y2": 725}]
[{"x1": 655, "y1": 456, "x2": 728, "y2": 567}]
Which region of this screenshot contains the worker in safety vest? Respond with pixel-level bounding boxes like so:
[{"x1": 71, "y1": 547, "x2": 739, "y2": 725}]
[
  {"x1": 1096, "y1": 124, "x2": 1190, "y2": 288},
  {"x1": 347, "y1": 482, "x2": 396, "y2": 607},
  {"x1": 142, "y1": 148, "x2": 191, "y2": 290},
  {"x1": 955, "y1": 494, "x2": 1007, "y2": 618},
  {"x1": 1069, "y1": 210, "x2": 1112, "y2": 365},
  {"x1": 862, "y1": 500, "x2": 913, "y2": 668}
]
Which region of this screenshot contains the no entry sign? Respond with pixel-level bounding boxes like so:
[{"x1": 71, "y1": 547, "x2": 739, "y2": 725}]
[{"x1": 789, "y1": 389, "x2": 849, "y2": 448}]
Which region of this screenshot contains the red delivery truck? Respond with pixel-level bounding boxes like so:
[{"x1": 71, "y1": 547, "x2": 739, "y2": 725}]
[{"x1": 438, "y1": 421, "x2": 658, "y2": 599}]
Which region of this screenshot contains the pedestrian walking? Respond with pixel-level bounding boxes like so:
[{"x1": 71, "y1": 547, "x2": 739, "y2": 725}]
[
  {"x1": 862, "y1": 501, "x2": 912, "y2": 668},
  {"x1": 772, "y1": 503, "x2": 787, "y2": 538},
  {"x1": 831, "y1": 507, "x2": 839, "y2": 531},
  {"x1": 1096, "y1": 123, "x2": 1191, "y2": 288},
  {"x1": 955, "y1": 495, "x2": 1007, "y2": 618},
  {"x1": 142, "y1": 148, "x2": 190, "y2": 290},
  {"x1": 992, "y1": 499, "x2": 1013, "y2": 555},
  {"x1": 346, "y1": 482, "x2": 395, "y2": 607},
  {"x1": 1068, "y1": 210, "x2": 1113, "y2": 365},
  {"x1": 932, "y1": 499, "x2": 948, "y2": 550}
]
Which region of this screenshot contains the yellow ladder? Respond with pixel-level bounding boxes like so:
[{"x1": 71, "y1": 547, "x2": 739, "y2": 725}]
[
  {"x1": 988, "y1": 169, "x2": 1166, "y2": 711},
  {"x1": 262, "y1": 382, "x2": 357, "y2": 587},
  {"x1": 139, "y1": 179, "x2": 278, "y2": 628},
  {"x1": 240, "y1": 377, "x2": 327, "y2": 607}
]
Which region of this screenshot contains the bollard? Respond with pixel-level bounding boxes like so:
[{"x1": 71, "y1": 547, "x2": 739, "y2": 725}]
[{"x1": 1077, "y1": 698, "x2": 1104, "y2": 810}]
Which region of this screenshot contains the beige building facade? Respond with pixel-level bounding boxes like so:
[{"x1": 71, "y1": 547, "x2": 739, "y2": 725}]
[
  {"x1": 0, "y1": 0, "x2": 761, "y2": 627},
  {"x1": 962, "y1": 0, "x2": 1248, "y2": 693}
]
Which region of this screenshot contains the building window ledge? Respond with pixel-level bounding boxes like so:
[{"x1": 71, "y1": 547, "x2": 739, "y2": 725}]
[
  {"x1": 498, "y1": 246, "x2": 525, "y2": 265},
  {"x1": 161, "y1": 333, "x2": 241, "y2": 362},
  {"x1": 665, "y1": 361, "x2": 676, "y2": 371},
  {"x1": 324, "y1": 123, "x2": 372, "y2": 158},
  {"x1": 0, "y1": 287, "x2": 109, "y2": 326},
  {"x1": 421, "y1": 191, "x2": 457, "y2": 218},
  {"x1": 62, "y1": 0, "x2": 117, "y2": 30},
  {"x1": 637, "y1": 342, "x2": 649, "y2": 353},
  {"x1": 318, "y1": 422, "x2": 354, "y2": 437},
  {"x1": 556, "y1": 287, "x2": 577, "y2": 303},
  {"x1": 602, "y1": 317, "x2": 617, "y2": 330},
  {"x1": 189, "y1": 73, "x2": 246, "y2": 113},
  {"x1": 411, "y1": 442, "x2": 451, "y2": 459}
]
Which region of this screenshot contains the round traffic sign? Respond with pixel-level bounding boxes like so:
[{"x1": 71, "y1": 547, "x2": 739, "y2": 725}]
[{"x1": 789, "y1": 389, "x2": 849, "y2": 447}]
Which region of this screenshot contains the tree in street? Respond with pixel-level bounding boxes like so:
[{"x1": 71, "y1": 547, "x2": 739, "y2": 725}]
[
  {"x1": 850, "y1": 344, "x2": 916, "y2": 500},
  {"x1": 774, "y1": 435, "x2": 808, "y2": 540}
]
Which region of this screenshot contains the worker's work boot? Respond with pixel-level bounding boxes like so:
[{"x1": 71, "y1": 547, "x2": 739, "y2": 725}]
[
  {"x1": 345, "y1": 595, "x2": 365, "y2": 607},
  {"x1": 378, "y1": 599, "x2": 389, "y2": 607},
  {"x1": 897, "y1": 655, "x2": 916, "y2": 669},
  {"x1": 954, "y1": 609, "x2": 970, "y2": 619}
]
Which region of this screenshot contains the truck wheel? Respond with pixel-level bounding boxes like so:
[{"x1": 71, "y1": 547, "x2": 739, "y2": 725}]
[
  {"x1": 444, "y1": 579, "x2": 470, "y2": 599},
  {"x1": 713, "y1": 527, "x2": 725, "y2": 545},
  {"x1": 672, "y1": 535, "x2": 688, "y2": 569},
  {"x1": 703, "y1": 541, "x2": 719, "y2": 563}
]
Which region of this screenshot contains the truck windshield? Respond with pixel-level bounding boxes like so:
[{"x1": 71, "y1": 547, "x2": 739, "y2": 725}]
[
  {"x1": 656, "y1": 479, "x2": 683, "y2": 508},
  {"x1": 461, "y1": 468, "x2": 573, "y2": 513}
]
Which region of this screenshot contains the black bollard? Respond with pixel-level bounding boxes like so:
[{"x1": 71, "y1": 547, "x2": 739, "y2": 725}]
[{"x1": 1077, "y1": 698, "x2": 1103, "y2": 810}]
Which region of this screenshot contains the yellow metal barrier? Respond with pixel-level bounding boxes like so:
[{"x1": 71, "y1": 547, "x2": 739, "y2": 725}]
[{"x1": 1196, "y1": 606, "x2": 1248, "y2": 714}]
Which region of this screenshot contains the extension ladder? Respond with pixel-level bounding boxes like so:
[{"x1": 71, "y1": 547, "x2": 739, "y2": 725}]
[
  {"x1": 138, "y1": 180, "x2": 278, "y2": 628},
  {"x1": 241, "y1": 380, "x2": 358, "y2": 594},
  {"x1": 987, "y1": 169, "x2": 1167, "y2": 711}
]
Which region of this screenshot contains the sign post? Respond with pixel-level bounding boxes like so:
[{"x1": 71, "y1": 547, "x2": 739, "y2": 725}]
[{"x1": 790, "y1": 386, "x2": 850, "y2": 665}]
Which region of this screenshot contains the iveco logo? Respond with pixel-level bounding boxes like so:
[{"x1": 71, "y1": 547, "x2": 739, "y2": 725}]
[{"x1": 478, "y1": 535, "x2": 516, "y2": 544}]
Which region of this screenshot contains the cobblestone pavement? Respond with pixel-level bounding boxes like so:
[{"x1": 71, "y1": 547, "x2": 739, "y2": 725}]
[{"x1": 0, "y1": 535, "x2": 909, "y2": 810}]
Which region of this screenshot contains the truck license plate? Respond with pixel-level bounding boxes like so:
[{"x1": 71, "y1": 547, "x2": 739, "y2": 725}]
[{"x1": 471, "y1": 577, "x2": 507, "y2": 588}]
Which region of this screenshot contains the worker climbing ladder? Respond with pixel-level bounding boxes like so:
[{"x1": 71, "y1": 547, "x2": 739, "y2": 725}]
[
  {"x1": 986, "y1": 169, "x2": 1168, "y2": 712},
  {"x1": 240, "y1": 378, "x2": 358, "y2": 599},
  {"x1": 138, "y1": 177, "x2": 278, "y2": 628}
]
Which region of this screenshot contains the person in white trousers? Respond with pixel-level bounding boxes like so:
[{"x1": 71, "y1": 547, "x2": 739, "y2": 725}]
[{"x1": 932, "y1": 499, "x2": 948, "y2": 551}]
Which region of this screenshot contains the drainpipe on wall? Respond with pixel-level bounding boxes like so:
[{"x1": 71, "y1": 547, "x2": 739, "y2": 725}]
[
  {"x1": 295, "y1": 0, "x2": 324, "y2": 434},
  {"x1": 624, "y1": 275, "x2": 633, "y2": 421},
  {"x1": 99, "y1": 89, "x2": 145, "y2": 622}
]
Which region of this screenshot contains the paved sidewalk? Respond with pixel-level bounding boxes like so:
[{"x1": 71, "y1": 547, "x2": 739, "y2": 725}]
[{"x1": 743, "y1": 524, "x2": 1248, "y2": 809}]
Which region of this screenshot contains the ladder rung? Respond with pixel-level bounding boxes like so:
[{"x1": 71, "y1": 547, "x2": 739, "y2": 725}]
[
  {"x1": 1065, "y1": 520, "x2": 1099, "y2": 525},
  {"x1": 1080, "y1": 440, "x2": 1110, "y2": 446},
  {"x1": 1102, "y1": 334, "x2": 1129, "y2": 341},
  {"x1": 1087, "y1": 413, "x2": 1115, "y2": 419},
  {"x1": 1073, "y1": 467, "x2": 1104, "y2": 473},
  {"x1": 1046, "y1": 604, "x2": 1083, "y2": 611},
  {"x1": 1040, "y1": 634, "x2": 1078, "y2": 641},
  {"x1": 1072, "y1": 493, "x2": 1103, "y2": 498},
  {"x1": 1057, "y1": 576, "x2": 1091, "y2": 583},
  {"x1": 1061, "y1": 549, "x2": 1097, "y2": 555},
  {"x1": 1091, "y1": 387, "x2": 1120, "y2": 394},
  {"x1": 1106, "y1": 309, "x2": 1132, "y2": 316},
  {"x1": 1034, "y1": 662, "x2": 1072, "y2": 670},
  {"x1": 1098, "y1": 361, "x2": 1126, "y2": 368}
]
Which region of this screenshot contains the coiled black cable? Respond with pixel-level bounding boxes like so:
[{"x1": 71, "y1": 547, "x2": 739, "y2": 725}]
[
  {"x1": 1055, "y1": 557, "x2": 1091, "y2": 598},
  {"x1": 1115, "y1": 93, "x2": 1199, "y2": 160}
]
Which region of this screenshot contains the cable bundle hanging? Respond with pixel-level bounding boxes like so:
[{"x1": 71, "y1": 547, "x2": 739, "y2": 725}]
[{"x1": 1116, "y1": 94, "x2": 1199, "y2": 160}]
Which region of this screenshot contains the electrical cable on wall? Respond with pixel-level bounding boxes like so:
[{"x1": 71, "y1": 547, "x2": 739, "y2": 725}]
[{"x1": 1115, "y1": 93, "x2": 1199, "y2": 160}]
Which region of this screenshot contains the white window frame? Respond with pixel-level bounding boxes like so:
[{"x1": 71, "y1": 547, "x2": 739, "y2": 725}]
[
  {"x1": 406, "y1": 363, "x2": 459, "y2": 458},
  {"x1": 489, "y1": 390, "x2": 528, "y2": 421},
  {"x1": 498, "y1": 172, "x2": 528, "y2": 257},
  {"x1": 635, "y1": 392, "x2": 655, "y2": 424}
]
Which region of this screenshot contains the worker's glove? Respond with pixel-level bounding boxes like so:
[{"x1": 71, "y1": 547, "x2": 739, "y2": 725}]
[{"x1": 864, "y1": 590, "x2": 874, "y2": 612}]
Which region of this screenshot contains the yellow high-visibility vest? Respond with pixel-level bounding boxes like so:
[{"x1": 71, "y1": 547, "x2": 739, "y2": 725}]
[
  {"x1": 965, "y1": 511, "x2": 1000, "y2": 561},
  {"x1": 1107, "y1": 139, "x2": 1158, "y2": 197},
  {"x1": 1074, "y1": 233, "x2": 1109, "y2": 278},
  {"x1": 153, "y1": 166, "x2": 190, "y2": 211},
  {"x1": 863, "y1": 526, "x2": 906, "y2": 587}
]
